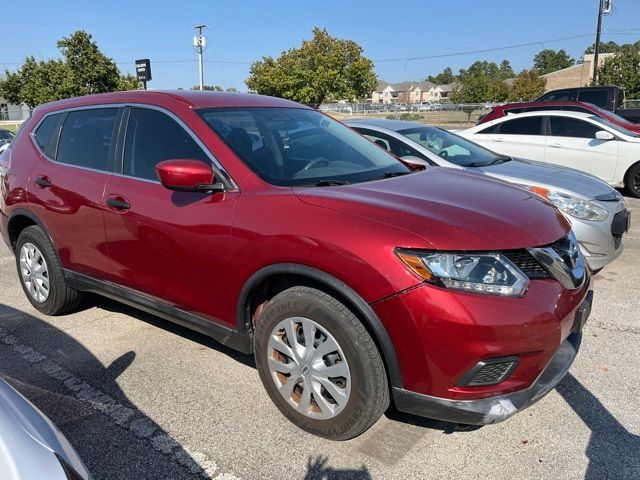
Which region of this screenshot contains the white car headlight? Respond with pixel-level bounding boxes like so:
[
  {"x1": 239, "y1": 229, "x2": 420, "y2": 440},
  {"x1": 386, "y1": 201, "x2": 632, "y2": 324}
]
[
  {"x1": 396, "y1": 249, "x2": 529, "y2": 297},
  {"x1": 528, "y1": 187, "x2": 608, "y2": 221}
]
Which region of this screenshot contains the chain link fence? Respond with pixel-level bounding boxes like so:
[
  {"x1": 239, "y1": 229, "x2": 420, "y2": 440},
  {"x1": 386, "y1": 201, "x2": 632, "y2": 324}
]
[
  {"x1": 623, "y1": 99, "x2": 640, "y2": 109},
  {"x1": 320, "y1": 103, "x2": 496, "y2": 129}
]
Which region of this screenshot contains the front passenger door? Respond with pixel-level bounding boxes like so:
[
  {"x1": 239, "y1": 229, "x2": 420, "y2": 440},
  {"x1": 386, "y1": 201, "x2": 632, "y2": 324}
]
[
  {"x1": 103, "y1": 106, "x2": 239, "y2": 326},
  {"x1": 545, "y1": 116, "x2": 618, "y2": 181}
]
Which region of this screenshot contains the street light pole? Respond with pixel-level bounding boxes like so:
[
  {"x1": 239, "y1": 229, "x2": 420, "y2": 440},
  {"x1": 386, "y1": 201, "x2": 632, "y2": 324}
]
[
  {"x1": 593, "y1": 0, "x2": 604, "y2": 84},
  {"x1": 193, "y1": 24, "x2": 207, "y2": 91}
]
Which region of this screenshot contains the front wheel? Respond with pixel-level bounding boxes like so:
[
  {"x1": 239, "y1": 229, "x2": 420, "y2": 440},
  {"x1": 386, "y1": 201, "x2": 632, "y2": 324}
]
[
  {"x1": 625, "y1": 162, "x2": 640, "y2": 198},
  {"x1": 254, "y1": 286, "x2": 389, "y2": 440}
]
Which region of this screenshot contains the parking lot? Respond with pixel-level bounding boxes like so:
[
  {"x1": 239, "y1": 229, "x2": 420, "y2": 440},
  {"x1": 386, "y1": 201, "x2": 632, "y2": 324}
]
[{"x1": 0, "y1": 195, "x2": 638, "y2": 480}]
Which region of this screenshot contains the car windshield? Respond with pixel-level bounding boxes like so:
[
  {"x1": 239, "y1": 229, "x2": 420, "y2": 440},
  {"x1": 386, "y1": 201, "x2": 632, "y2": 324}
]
[
  {"x1": 591, "y1": 106, "x2": 640, "y2": 128},
  {"x1": 198, "y1": 107, "x2": 410, "y2": 186},
  {"x1": 588, "y1": 115, "x2": 640, "y2": 138},
  {"x1": 397, "y1": 126, "x2": 507, "y2": 167}
]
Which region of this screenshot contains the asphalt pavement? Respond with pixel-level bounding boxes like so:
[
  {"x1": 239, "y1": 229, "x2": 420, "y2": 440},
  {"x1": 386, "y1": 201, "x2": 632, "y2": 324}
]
[{"x1": 0, "y1": 196, "x2": 638, "y2": 480}]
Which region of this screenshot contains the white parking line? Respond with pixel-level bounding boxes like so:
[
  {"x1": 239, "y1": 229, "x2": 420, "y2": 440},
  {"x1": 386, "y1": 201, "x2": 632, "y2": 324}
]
[{"x1": 0, "y1": 322, "x2": 240, "y2": 480}]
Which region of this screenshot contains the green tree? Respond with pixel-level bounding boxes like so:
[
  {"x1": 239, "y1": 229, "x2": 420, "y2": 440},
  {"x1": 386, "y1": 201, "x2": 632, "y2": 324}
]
[
  {"x1": 498, "y1": 59, "x2": 515, "y2": 79},
  {"x1": 487, "y1": 79, "x2": 510, "y2": 102},
  {"x1": 507, "y1": 69, "x2": 546, "y2": 101},
  {"x1": 584, "y1": 40, "x2": 623, "y2": 55},
  {"x1": 427, "y1": 67, "x2": 456, "y2": 84},
  {"x1": 191, "y1": 85, "x2": 223, "y2": 91},
  {"x1": 596, "y1": 46, "x2": 640, "y2": 98},
  {"x1": 450, "y1": 73, "x2": 490, "y2": 121},
  {"x1": 533, "y1": 49, "x2": 575, "y2": 75},
  {"x1": 0, "y1": 31, "x2": 139, "y2": 108},
  {"x1": 459, "y1": 61, "x2": 501, "y2": 81},
  {"x1": 245, "y1": 28, "x2": 377, "y2": 108}
]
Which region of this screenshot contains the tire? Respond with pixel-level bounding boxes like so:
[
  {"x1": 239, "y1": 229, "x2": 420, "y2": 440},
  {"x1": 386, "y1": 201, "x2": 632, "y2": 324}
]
[
  {"x1": 15, "y1": 225, "x2": 82, "y2": 315},
  {"x1": 625, "y1": 162, "x2": 640, "y2": 198},
  {"x1": 254, "y1": 286, "x2": 389, "y2": 440}
]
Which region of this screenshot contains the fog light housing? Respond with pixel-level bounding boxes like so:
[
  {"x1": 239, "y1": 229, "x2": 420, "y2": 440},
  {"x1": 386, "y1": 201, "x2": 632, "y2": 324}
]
[{"x1": 457, "y1": 356, "x2": 519, "y2": 386}]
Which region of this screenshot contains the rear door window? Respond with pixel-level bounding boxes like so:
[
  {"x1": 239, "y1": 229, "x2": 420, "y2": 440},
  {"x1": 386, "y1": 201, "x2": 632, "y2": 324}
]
[
  {"x1": 577, "y1": 90, "x2": 608, "y2": 108},
  {"x1": 33, "y1": 113, "x2": 63, "y2": 158},
  {"x1": 57, "y1": 109, "x2": 119, "y2": 171},
  {"x1": 549, "y1": 117, "x2": 600, "y2": 138},
  {"x1": 497, "y1": 116, "x2": 544, "y2": 135}
]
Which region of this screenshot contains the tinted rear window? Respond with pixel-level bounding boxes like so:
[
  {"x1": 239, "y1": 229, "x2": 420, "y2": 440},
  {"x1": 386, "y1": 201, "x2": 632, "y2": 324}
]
[
  {"x1": 577, "y1": 90, "x2": 608, "y2": 108},
  {"x1": 549, "y1": 117, "x2": 599, "y2": 138},
  {"x1": 499, "y1": 116, "x2": 544, "y2": 135},
  {"x1": 57, "y1": 109, "x2": 119, "y2": 171},
  {"x1": 33, "y1": 114, "x2": 63, "y2": 157}
]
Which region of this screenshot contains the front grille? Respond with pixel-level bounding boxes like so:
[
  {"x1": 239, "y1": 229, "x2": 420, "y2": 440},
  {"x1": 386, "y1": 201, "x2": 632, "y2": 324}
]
[
  {"x1": 457, "y1": 356, "x2": 519, "y2": 386},
  {"x1": 611, "y1": 209, "x2": 630, "y2": 249},
  {"x1": 502, "y1": 250, "x2": 550, "y2": 279}
]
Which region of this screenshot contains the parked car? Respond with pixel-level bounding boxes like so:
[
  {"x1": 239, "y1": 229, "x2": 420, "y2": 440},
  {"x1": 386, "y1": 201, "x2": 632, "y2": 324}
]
[
  {"x1": 0, "y1": 377, "x2": 91, "y2": 479},
  {"x1": 393, "y1": 102, "x2": 409, "y2": 111},
  {"x1": 0, "y1": 129, "x2": 15, "y2": 146},
  {"x1": 534, "y1": 85, "x2": 640, "y2": 123},
  {"x1": 477, "y1": 100, "x2": 640, "y2": 134},
  {"x1": 1, "y1": 91, "x2": 592, "y2": 439},
  {"x1": 346, "y1": 118, "x2": 629, "y2": 272},
  {"x1": 417, "y1": 102, "x2": 433, "y2": 112},
  {"x1": 459, "y1": 110, "x2": 640, "y2": 197}
]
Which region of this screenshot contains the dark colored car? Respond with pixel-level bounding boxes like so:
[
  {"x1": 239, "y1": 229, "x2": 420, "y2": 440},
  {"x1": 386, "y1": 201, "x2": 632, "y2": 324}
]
[
  {"x1": 0, "y1": 91, "x2": 592, "y2": 439},
  {"x1": 477, "y1": 100, "x2": 640, "y2": 134}
]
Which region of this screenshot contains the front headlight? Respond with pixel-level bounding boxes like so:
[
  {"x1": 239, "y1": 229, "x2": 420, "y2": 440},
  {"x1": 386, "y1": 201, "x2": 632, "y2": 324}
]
[
  {"x1": 396, "y1": 249, "x2": 529, "y2": 297},
  {"x1": 528, "y1": 187, "x2": 608, "y2": 221}
]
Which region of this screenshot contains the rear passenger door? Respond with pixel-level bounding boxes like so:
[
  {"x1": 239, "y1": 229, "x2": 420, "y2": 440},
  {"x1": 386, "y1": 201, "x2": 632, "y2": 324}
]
[
  {"x1": 102, "y1": 106, "x2": 239, "y2": 326},
  {"x1": 29, "y1": 107, "x2": 121, "y2": 279},
  {"x1": 477, "y1": 116, "x2": 546, "y2": 161},
  {"x1": 545, "y1": 116, "x2": 619, "y2": 181}
]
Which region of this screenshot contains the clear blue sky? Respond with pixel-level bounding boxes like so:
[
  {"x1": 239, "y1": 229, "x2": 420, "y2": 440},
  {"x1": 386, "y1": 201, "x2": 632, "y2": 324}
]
[{"x1": 3, "y1": 0, "x2": 640, "y2": 91}]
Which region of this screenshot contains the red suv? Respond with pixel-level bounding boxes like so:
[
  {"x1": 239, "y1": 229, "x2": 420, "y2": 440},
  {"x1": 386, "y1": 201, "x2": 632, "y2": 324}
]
[
  {"x1": 0, "y1": 91, "x2": 592, "y2": 439},
  {"x1": 478, "y1": 100, "x2": 640, "y2": 134}
]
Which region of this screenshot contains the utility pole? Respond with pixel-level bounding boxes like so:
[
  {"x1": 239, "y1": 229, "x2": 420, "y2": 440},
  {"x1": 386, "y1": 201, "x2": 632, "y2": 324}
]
[
  {"x1": 593, "y1": 0, "x2": 612, "y2": 84},
  {"x1": 193, "y1": 24, "x2": 207, "y2": 91}
]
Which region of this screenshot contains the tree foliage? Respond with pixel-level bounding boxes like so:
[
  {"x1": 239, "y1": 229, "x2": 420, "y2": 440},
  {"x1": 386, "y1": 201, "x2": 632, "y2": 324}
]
[
  {"x1": 533, "y1": 49, "x2": 575, "y2": 75},
  {"x1": 596, "y1": 46, "x2": 640, "y2": 98},
  {"x1": 584, "y1": 40, "x2": 640, "y2": 55},
  {"x1": 427, "y1": 67, "x2": 456, "y2": 84},
  {"x1": 245, "y1": 28, "x2": 377, "y2": 107},
  {"x1": 499, "y1": 60, "x2": 515, "y2": 79},
  {"x1": 507, "y1": 69, "x2": 546, "y2": 101},
  {"x1": 0, "y1": 31, "x2": 139, "y2": 108}
]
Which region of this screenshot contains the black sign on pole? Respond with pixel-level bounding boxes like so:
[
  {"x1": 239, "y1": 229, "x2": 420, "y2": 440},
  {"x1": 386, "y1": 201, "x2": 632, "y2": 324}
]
[{"x1": 135, "y1": 59, "x2": 152, "y2": 90}]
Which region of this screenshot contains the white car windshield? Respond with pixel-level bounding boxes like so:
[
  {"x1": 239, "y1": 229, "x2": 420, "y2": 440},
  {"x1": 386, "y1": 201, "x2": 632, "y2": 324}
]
[{"x1": 589, "y1": 115, "x2": 640, "y2": 138}]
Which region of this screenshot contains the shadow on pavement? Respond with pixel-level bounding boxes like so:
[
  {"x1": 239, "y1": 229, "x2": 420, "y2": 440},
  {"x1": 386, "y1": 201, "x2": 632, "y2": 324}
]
[
  {"x1": 0, "y1": 303, "x2": 217, "y2": 479},
  {"x1": 304, "y1": 455, "x2": 371, "y2": 480},
  {"x1": 556, "y1": 373, "x2": 640, "y2": 480}
]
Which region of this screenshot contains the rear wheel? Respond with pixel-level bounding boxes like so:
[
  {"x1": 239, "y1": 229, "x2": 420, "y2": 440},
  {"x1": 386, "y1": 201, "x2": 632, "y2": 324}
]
[
  {"x1": 15, "y1": 226, "x2": 82, "y2": 315},
  {"x1": 625, "y1": 162, "x2": 640, "y2": 198},
  {"x1": 254, "y1": 286, "x2": 389, "y2": 440}
]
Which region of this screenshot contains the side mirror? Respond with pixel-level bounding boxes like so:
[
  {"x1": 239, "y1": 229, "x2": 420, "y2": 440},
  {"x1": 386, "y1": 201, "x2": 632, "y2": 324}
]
[
  {"x1": 400, "y1": 155, "x2": 431, "y2": 170},
  {"x1": 155, "y1": 159, "x2": 224, "y2": 192},
  {"x1": 595, "y1": 130, "x2": 615, "y2": 141}
]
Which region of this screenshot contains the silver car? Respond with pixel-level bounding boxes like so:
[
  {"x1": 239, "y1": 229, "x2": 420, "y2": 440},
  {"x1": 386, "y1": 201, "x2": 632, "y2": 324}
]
[
  {"x1": 0, "y1": 377, "x2": 91, "y2": 479},
  {"x1": 346, "y1": 119, "x2": 630, "y2": 271}
]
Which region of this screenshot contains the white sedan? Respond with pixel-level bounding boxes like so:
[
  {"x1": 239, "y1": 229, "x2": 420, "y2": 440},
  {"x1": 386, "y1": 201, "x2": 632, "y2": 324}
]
[{"x1": 458, "y1": 110, "x2": 640, "y2": 197}]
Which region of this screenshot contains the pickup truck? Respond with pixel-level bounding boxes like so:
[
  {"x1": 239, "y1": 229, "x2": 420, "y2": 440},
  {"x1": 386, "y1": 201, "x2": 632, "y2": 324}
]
[{"x1": 535, "y1": 86, "x2": 640, "y2": 123}]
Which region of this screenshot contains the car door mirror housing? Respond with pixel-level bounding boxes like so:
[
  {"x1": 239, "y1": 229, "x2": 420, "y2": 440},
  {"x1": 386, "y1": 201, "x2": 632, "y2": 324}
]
[
  {"x1": 155, "y1": 159, "x2": 224, "y2": 192},
  {"x1": 595, "y1": 130, "x2": 615, "y2": 141},
  {"x1": 400, "y1": 155, "x2": 431, "y2": 169}
]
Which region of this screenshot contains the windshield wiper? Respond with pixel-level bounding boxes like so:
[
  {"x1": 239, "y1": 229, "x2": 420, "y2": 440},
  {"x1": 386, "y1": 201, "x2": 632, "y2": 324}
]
[
  {"x1": 313, "y1": 179, "x2": 350, "y2": 186},
  {"x1": 379, "y1": 171, "x2": 411, "y2": 179}
]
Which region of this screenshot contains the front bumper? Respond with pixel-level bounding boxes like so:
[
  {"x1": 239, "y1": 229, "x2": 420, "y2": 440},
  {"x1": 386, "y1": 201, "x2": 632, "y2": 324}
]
[
  {"x1": 573, "y1": 202, "x2": 629, "y2": 271},
  {"x1": 393, "y1": 331, "x2": 581, "y2": 425}
]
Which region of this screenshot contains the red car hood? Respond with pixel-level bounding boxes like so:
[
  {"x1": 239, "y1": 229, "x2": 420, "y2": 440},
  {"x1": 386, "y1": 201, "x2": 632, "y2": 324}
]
[{"x1": 294, "y1": 168, "x2": 570, "y2": 251}]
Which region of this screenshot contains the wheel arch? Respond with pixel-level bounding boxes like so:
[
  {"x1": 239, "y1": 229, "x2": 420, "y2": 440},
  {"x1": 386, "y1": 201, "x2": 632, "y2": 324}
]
[
  {"x1": 7, "y1": 209, "x2": 53, "y2": 252},
  {"x1": 237, "y1": 263, "x2": 403, "y2": 389},
  {"x1": 623, "y1": 160, "x2": 640, "y2": 193}
]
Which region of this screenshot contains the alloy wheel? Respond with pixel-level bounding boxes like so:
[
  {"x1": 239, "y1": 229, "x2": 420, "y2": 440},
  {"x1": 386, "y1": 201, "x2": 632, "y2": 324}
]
[
  {"x1": 267, "y1": 316, "x2": 351, "y2": 420},
  {"x1": 19, "y1": 243, "x2": 50, "y2": 303}
]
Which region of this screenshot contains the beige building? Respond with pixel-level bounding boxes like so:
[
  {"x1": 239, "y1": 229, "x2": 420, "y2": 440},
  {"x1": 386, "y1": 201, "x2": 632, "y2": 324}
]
[
  {"x1": 370, "y1": 80, "x2": 454, "y2": 104},
  {"x1": 542, "y1": 53, "x2": 615, "y2": 92}
]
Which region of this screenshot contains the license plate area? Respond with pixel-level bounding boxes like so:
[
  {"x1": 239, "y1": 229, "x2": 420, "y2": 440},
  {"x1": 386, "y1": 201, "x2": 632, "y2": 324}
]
[{"x1": 572, "y1": 290, "x2": 593, "y2": 334}]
